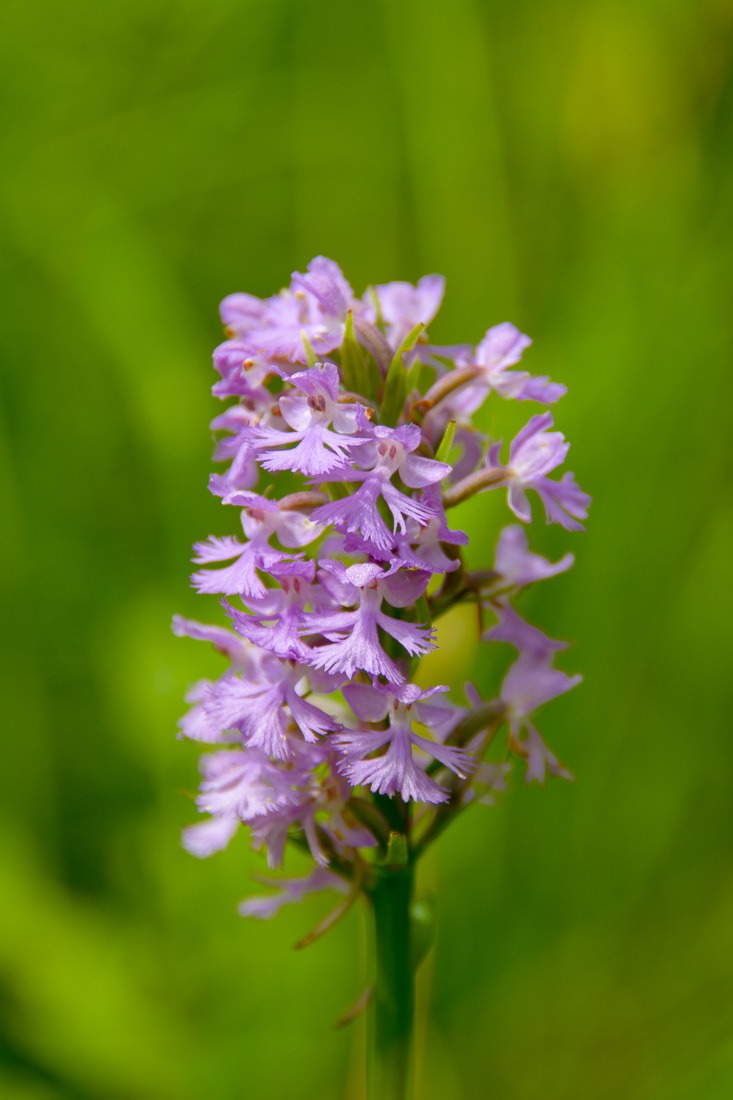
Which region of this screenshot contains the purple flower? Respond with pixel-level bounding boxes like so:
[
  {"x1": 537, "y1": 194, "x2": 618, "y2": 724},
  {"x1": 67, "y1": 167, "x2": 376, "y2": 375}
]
[
  {"x1": 182, "y1": 747, "x2": 295, "y2": 857},
  {"x1": 312, "y1": 423, "x2": 449, "y2": 553},
  {"x1": 239, "y1": 867, "x2": 347, "y2": 919},
  {"x1": 194, "y1": 748, "x2": 294, "y2": 820},
  {"x1": 211, "y1": 339, "x2": 274, "y2": 400},
  {"x1": 340, "y1": 485, "x2": 467, "y2": 574},
  {"x1": 220, "y1": 291, "x2": 270, "y2": 336},
  {"x1": 224, "y1": 559, "x2": 319, "y2": 662},
  {"x1": 173, "y1": 615, "x2": 271, "y2": 743},
  {"x1": 501, "y1": 649, "x2": 581, "y2": 722},
  {"x1": 486, "y1": 604, "x2": 580, "y2": 782},
  {"x1": 463, "y1": 323, "x2": 566, "y2": 405},
  {"x1": 346, "y1": 488, "x2": 467, "y2": 574},
  {"x1": 335, "y1": 682, "x2": 471, "y2": 804},
  {"x1": 207, "y1": 404, "x2": 263, "y2": 496},
  {"x1": 493, "y1": 525, "x2": 574, "y2": 588},
  {"x1": 221, "y1": 257, "x2": 356, "y2": 365},
  {"x1": 511, "y1": 724, "x2": 572, "y2": 784},
  {"x1": 247, "y1": 742, "x2": 375, "y2": 867},
  {"x1": 397, "y1": 486, "x2": 468, "y2": 572},
  {"x1": 290, "y1": 256, "x2": 355, "y2": 321},
  {"x1": 180, "y1": 644, "x2": 340, "y2": 759},
  {"x1": 487, "y1": 412, "x2": 590, "y2": 531},
  {"x1": 242, "y1": 362, "x2": 369, "y2": 477},
  {"x1": 182, "y1": 739, "x2": 374, "y2": 869},
  {"x1": 421, "y1": 326, "x2": 564, "y2": 447},
  {"x1": 306, "y1": 562, "x2": 435, "y2": 684},
  {"x1": 371, "y1": 275, "x2": 445, "y2": 349},
  {"x1": 484, "y1": 601, "x2": 567, "y2": 660},
  {"x1": 191, "y1": 492, "x2": 321, "y2": 598}
]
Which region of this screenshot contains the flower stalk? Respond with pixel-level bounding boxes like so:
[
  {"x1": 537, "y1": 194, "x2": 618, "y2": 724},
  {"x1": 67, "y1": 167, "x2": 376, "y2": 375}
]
[{"x1": 368, "y1": 860, "x2": 416, "y2": 1100}]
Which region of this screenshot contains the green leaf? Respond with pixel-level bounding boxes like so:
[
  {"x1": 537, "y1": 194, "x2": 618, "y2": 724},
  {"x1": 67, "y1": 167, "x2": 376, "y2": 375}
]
[
  {"x1": 435, "y1": 419, "x2": 457, "y2": 463},
  {"x1": 339, "y1": 310, "x2": 366, "y2": 393},
  {"x1": 339, "y1": 310, "x2": 380, "y2": 402},
  {"x1": 380, "y1": 322, "x2": 425, "y2": 426}
]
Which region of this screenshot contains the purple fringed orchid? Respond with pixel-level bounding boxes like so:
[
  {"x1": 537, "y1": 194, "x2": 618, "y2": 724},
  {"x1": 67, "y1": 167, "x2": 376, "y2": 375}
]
[
  {"x1": 245, "y1": 740, "x2": 376, "y2": 867},
  {"x1": 174, "y1": 258, "x2": 590, "y2": 1087},
  {"x1": 370, "y1": 275, "x2": 445, "y2": 349},
  {"x1": 306, "y1": 562, "x2": 435, "y2": 684},
  {"x1": 312, "y1": 421, "x2": 450, "y2": 554},
  {"x1": 335, "y1": 682, "x2": 470, "y2": 804},
  {"x1": 191, "y1": 491, "x2": 322, "y2": 597},
  {"x1": 459, "y1": 323, "x2": 567, "y2": 406},
  {"x1": 221, "y1": 257, "x2": 354, "y2": 364},
  {"x1": 181, "y1": 748, "x2": 295, "y2": 857},
  {"x1": 486, "y1": 412, "x2": 591, "y2": 530},
  {"x1": 224, "y1": 558, "x2": 321, "y2": 662},
  {"x1": 239, "y1": 868, "x2": 348, "y2": 920},
  {"x1": 242, "y1": 362, "x2": 369, "y2": 477},
  {"x1": 483, "y1": 603, "x2": 581, "y2": 782},
  {"x1": 493, "y1": 524, "x2": 574, "y2": 589}
]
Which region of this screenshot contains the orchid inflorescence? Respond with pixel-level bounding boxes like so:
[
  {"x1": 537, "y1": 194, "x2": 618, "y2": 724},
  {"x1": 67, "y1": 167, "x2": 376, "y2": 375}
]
[{"x1": 175, "y1": 257, "x2": 590, "y2": 922}]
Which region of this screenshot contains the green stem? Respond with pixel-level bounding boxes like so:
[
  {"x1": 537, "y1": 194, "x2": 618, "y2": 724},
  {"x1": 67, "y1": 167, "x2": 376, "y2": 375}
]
[{"x1": 368, "y1": 863, "x2": 415, "y2": 1100}]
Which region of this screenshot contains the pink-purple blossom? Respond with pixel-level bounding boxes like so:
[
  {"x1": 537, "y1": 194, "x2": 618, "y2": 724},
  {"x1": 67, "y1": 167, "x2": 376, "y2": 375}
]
[
  {"x1": 311, "y1": 421, "x2": 449, "y2": 554},
  {"x1": 335, "y1": 683, "x2": 470, "y2": 803},
  {"x1": 371, "y1": 275, "x2": 445, "y2": 349},
  {"x1": 306, "y1": 561, "x2": 435, "y2": 684},
  {"x1": 191, "y1": 491, "x2": 322, "y2": 597},
  {"x1": 462, "y1": 323, "x2": 566, "y2": 406},
  {"x1": 485, "y1": 412, "x2": 591, "y2": 530},
  {"x1": 242, "y1": 362, "x2": 369, "y2": 477},
  {"x1": 493, "y1": 524, "x2": 574, "y2": 588}
]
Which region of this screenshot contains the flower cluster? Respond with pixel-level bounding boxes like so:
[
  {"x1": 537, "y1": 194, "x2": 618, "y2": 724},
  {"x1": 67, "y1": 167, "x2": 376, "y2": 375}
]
[{"x1": 175, "y1": 257, "x2": 590, "y2": 916}]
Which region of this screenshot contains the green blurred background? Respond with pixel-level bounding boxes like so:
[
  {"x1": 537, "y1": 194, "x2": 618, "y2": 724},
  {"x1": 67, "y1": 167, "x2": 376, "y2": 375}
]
[{"x1": 1, "y1": 0, "x2": 733, "y2": 1097}]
